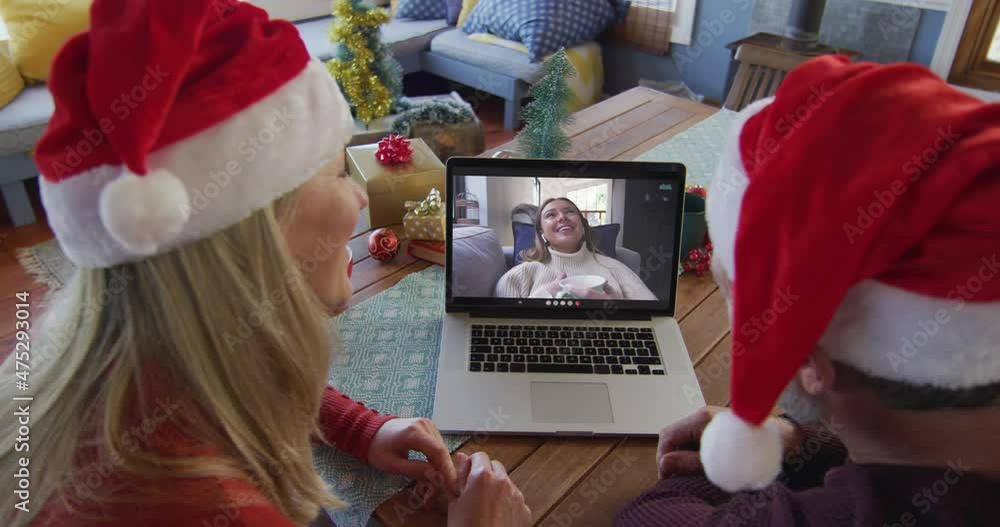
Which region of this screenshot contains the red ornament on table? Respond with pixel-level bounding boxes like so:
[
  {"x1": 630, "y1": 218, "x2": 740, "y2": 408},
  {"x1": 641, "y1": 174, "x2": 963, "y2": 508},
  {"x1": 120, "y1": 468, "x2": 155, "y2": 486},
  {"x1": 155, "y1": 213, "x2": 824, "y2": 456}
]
[
  {"x1": 368, "y1": 228, "x2": 400, "y2": 262},
  {"x1": 687, "y1": 185, "x2": 708, "y2": 199},
  {"x1": 374, "y1": 134, "x2": 413, "y2": 166}
]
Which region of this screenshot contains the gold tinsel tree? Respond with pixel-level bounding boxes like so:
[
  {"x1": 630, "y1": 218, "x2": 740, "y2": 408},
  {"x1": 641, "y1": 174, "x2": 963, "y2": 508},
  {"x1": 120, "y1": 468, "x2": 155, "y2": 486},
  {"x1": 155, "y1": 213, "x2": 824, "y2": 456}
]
[{"x1": 327, "y1": 0, "x2": 397, "y2": 124}]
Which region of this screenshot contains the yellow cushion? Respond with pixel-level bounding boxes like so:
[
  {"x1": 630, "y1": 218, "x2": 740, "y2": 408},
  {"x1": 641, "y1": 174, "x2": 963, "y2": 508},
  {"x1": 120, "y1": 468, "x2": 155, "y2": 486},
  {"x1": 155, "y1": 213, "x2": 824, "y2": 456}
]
[
  {"x1": 467, "y1": 34, "x2": 603, "y2": 112},
  {"x1": 0, "y1": 0, "x2": 92, "y2": 82},
  {"x1": 457, "y1": 0, "x2": 478, "y2": 26},
  {"x1": 0, "y1": 42, "x2": 25, "y2": 108}
]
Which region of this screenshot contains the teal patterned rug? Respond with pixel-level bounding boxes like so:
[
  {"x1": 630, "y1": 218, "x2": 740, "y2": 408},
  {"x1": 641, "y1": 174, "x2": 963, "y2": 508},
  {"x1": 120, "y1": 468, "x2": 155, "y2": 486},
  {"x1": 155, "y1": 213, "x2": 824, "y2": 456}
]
[
  {"x1": 636, "y1": 108, "x2": 738, "y2": 188},
  {"x1": 313, "y1": 266, "x2": 468, "y2": 527}
]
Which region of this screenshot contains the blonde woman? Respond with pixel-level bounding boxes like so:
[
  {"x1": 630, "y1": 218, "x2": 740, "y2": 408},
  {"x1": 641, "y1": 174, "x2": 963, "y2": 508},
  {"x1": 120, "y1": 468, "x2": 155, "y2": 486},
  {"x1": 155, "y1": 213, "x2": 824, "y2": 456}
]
[
  {"x1": 0, "y1": 1, "x2": 529, "y2": 526},
  {"x1": 495, "y1": 198, "x2": 657, "y2": 300}
]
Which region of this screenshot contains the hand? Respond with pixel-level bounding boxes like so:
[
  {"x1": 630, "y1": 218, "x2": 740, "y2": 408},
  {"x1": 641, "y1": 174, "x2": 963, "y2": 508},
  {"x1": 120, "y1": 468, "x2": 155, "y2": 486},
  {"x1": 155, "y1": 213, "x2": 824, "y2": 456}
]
[
  {"x1": 543, "y1": 272, "x2": 568, "y2": 297},
  {"x1": 656, "y1": 407, "x2": 801, "y2": 479},
  {"x1": 447, "y1": 452, "x2": 531, "y2": 527},
  {"x1": 563, "y1": 283, "x2": 622, "y2": 300},
  {"x1": 368, "y1": 418, "x2": 459, "y2": 507}
]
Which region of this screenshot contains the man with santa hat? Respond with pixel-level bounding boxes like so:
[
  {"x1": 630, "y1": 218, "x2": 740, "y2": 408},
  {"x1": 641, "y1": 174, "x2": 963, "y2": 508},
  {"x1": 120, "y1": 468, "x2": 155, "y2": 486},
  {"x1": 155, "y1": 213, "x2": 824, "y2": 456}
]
[{"x1": 616, "y1": 55, "x2": 1000, "y2": 525}]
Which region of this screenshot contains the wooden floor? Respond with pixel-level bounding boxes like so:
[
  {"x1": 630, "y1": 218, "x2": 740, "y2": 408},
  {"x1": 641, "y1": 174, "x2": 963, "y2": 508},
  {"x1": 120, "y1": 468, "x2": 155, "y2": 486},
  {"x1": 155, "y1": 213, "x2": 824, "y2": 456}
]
[{"x1": 0, "y1": 94, "x2": 518, "y2": 363}]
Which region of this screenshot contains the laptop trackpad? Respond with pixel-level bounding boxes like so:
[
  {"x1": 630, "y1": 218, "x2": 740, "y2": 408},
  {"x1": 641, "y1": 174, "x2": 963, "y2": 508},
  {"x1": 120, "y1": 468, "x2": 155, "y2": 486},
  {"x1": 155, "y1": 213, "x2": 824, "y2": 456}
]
[{"x1": 530, "y1": 382, "x2": 614, "y2": 424}]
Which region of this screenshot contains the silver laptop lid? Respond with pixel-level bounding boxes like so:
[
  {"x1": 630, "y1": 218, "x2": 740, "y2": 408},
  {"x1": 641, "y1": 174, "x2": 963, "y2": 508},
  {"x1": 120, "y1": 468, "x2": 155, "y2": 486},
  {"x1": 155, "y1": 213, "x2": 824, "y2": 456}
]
[{"x1": 445, "y1": 158, "x2": 686, "y2": 319}]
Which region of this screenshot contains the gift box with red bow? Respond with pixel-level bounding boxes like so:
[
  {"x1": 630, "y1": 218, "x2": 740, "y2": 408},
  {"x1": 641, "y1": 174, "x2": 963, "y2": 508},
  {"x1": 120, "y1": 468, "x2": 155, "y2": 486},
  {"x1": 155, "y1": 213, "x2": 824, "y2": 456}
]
[{"x1": 346, "y1": 136, "x2": 445, "y2": 229}]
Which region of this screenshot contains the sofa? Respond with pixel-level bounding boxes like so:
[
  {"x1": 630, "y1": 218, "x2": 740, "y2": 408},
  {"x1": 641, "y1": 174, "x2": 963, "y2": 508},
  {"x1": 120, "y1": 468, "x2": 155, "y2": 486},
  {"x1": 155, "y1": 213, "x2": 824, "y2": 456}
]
[
  {"x1": 0, "y1": 14, "x2": 541, "y2": 226},
  {"x1": 295, "y1": 17, "x2": 542, "y2": 129}
]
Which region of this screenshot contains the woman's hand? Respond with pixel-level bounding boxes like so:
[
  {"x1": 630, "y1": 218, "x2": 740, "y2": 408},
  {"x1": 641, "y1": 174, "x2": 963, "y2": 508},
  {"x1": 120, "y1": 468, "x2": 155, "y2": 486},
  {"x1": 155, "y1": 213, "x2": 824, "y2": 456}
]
[
  {"x1": 447, "y1": 452, "x2": 531, "y2": 527},
  {"x1": 368, "y1": 418, "x2": 459, "y2": 506},
  {"x1": 543, "y1": 272, "x2": 568, "y2": 297},
  {"x1": 656, "y1": 407, "x2": 801, "y2": 479}
]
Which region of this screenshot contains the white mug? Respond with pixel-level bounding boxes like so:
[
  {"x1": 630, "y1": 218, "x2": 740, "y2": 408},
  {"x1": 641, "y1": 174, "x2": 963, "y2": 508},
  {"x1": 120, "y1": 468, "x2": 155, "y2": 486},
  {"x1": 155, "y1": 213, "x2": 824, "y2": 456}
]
[{"x1": 555, "y1": 275, "x2": 607, "y2": 299}]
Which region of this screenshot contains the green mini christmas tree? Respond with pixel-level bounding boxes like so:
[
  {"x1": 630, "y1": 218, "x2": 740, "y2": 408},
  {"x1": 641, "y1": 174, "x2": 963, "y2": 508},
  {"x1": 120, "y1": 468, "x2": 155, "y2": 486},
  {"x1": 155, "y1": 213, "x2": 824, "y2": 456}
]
[
  {"x1": 518, "y1": 49, "x2": 575, "y2": 159},
  {"x1": 327, "y1": 0, "x2": 404, "y2": 123}
]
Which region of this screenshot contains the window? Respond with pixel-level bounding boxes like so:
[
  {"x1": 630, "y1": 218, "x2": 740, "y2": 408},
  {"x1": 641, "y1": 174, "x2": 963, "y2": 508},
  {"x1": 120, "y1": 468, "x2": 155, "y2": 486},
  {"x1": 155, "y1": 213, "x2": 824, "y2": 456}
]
[
  {"x1": 607, "y1": 0, "x2": 695, "y2": 49},
  {"x1": 567, "y1": 184, "x2": 610, "y2": 226},
  {"x1": 949, "y1": 0, "x2": 1000, "y2": 91}
]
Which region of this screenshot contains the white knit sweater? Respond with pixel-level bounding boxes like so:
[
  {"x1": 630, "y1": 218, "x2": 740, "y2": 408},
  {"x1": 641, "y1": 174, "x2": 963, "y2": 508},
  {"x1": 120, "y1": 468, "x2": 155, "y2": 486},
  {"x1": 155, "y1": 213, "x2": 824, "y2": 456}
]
[{"x1": 494, "y1": 246, "x2": 658, "y2": 300}]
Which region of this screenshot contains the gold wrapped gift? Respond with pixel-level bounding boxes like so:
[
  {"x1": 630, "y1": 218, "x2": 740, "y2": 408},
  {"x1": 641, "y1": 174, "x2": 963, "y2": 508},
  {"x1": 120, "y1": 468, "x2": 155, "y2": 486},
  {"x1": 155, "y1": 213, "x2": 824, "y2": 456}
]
[
  {"x1": 346, "y1": 138, "x2": 445, "y2": 229},
  {"x1": 403, "y1": 188, "x2": 446, "y2": 241}
]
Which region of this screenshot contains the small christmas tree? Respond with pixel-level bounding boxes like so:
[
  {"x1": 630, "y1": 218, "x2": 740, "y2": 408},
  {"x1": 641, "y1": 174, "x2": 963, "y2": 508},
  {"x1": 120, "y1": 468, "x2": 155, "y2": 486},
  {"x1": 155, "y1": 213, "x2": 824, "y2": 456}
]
[
  {"x1": 327, "y1": 0, "x2": 404, "y2": 124},
  {"x1": 518, "y1": 49, "x2": 575, "y2": 159}
]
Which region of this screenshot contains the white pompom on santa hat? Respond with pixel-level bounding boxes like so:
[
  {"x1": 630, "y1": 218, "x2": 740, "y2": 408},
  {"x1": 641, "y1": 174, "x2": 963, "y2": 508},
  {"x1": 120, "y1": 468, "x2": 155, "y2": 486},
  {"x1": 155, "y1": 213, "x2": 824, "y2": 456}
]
[
  {"x1": 35, "y1": 0, "x2": 354, "y2": 268},
  {"x1": 700, "y1": 55, "x2": 1000, "y2": 492}
]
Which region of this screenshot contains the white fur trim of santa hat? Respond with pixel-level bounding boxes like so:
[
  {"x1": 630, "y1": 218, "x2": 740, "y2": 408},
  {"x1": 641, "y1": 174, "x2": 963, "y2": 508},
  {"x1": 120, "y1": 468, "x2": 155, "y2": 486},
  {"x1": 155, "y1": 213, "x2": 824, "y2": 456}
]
[
  {"x1": 41, "y1": 60, "x2": 353, "y2": 268},
  {"x1": 703, "y1": 89, "x2": 1000, "y2": 493}
]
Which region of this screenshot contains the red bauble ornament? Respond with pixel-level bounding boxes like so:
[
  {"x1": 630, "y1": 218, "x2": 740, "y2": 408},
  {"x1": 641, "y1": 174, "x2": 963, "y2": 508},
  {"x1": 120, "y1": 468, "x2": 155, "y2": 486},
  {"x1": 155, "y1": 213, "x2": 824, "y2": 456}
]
[
  {"x1": 375, "y1": 134, "x2": 413, "y2": 166},
  {"x1": 368, "y1": 228, "x2": 400, "y2": 262},
  {"x1": 687, "y1": 186, "x2": 708, "y2": 199}
]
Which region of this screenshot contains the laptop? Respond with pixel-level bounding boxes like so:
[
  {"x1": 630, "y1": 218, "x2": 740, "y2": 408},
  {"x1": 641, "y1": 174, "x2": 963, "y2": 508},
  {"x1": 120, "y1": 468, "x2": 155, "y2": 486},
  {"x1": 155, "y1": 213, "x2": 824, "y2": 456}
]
[{"x1": 432, "y1": 158, "x2": 706, "y2": 436}]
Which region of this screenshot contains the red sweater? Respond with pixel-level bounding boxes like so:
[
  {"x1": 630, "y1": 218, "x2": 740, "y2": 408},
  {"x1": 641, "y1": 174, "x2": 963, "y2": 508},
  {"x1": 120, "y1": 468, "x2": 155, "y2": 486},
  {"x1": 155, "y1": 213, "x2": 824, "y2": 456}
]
[
  {"x1": 616, "y1": 424, "x2": 1000, "y2": 526},
  {"x1": 31, "y1": 386, "x2": 396, "y2": 526}
]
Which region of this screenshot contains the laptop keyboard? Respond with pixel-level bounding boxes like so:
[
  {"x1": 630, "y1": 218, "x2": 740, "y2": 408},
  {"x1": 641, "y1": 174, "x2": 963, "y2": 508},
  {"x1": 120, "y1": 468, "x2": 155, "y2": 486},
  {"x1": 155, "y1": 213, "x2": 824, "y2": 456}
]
[{"x1": 468, "y1": 324, "x2": 665, "y2": 375}]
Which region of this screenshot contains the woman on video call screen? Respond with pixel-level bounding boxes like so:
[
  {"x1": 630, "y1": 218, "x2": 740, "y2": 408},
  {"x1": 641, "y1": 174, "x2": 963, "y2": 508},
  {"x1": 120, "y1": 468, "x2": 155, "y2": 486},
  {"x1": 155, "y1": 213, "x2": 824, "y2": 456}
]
[{"x1": 495, "y1": 197, "x2": 658, "y2": 301}]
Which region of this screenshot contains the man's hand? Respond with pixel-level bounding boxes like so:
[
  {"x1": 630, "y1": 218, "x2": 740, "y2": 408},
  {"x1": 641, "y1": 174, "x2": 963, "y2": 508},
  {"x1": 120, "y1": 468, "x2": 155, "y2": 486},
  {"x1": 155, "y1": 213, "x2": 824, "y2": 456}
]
[
  {"x1": 657, "y1": 407, "x2": 801, "y2": 479},
  {"x1": 447, "y1": 452, "x2": 531, "y2": 527},
  {"x1": 368, "y1": 418, "x2": 459, "y2": 507}
]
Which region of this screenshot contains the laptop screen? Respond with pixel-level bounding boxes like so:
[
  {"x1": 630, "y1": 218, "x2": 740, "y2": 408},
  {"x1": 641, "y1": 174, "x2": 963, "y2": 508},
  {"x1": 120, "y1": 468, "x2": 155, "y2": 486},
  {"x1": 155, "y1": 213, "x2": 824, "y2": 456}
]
[{"x1": 446, "y1": 159, "x2": 686, "y2": 317}]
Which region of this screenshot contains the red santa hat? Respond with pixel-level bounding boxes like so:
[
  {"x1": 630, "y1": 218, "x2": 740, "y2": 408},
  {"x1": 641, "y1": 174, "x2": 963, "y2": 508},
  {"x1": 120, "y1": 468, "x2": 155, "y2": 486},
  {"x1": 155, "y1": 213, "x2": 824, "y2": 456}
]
[
  {"x1": 701, "y1": 55, "x2": 1000, "y2": 492},
  {"x1": 34, "y1": 0, "x2": 354, "y2": 267}
]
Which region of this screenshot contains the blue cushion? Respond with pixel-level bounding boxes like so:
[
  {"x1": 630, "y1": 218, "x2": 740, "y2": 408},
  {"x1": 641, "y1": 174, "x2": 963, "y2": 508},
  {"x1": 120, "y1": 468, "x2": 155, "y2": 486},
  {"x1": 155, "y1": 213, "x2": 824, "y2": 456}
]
[
  {"x1": 462, "y1": 0, "x2": 627, "y2": 62},
  {"x1": 446, "y1": 0, "x2": 462, "y2": 25},
  {"x1": 396, "y1": 0, "x2": 447, "y2": 20},
  {"x1": 512, "y1": 221, "x2": 620, "y2": 265}
]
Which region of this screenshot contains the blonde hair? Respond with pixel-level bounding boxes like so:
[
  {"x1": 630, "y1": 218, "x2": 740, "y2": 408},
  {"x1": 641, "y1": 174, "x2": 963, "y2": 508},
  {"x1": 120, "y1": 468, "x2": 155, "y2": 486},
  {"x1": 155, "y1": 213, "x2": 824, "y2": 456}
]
[
  {"x1": 521, "y1": 197, "x2": 603, "y2": 264},
  {"x1": 0, "y1": 190, "x2": 345, "y2": 525}
]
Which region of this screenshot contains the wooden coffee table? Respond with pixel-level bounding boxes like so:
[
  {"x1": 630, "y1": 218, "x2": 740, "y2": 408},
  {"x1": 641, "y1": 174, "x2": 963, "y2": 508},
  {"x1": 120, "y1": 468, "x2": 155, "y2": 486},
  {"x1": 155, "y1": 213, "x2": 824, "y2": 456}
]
[{"x1": 346, "y1": 87, "x2": 730, "y2": 526}]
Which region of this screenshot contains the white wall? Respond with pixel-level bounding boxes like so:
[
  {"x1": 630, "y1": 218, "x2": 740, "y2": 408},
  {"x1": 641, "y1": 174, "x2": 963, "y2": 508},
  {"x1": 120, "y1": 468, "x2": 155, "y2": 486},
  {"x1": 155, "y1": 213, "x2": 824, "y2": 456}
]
[{"x1": 486, "y1": 178, "x2": 536, "y2": 246}]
